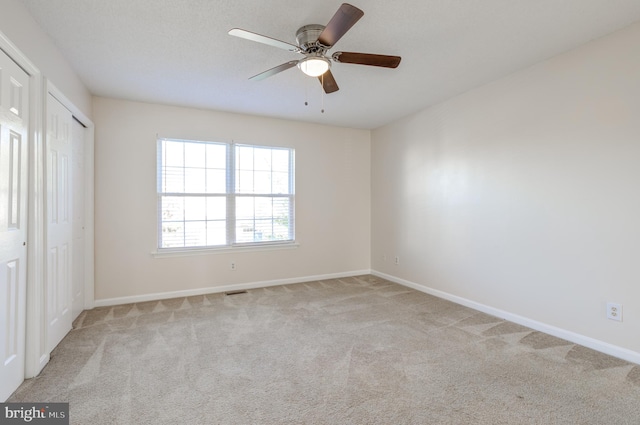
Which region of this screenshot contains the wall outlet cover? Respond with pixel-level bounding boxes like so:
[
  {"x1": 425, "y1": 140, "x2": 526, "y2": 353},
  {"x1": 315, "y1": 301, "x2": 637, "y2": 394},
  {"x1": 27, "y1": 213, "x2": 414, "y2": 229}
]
[{"x1": 606, "y1": 302, "x2": 622, "y2": 322}]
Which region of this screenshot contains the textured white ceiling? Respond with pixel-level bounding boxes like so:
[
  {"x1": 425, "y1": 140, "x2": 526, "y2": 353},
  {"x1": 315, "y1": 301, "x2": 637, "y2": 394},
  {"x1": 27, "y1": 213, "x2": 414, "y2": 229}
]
[{"x1": 20, "y1": 0, "x2": 640, "y2": 129}]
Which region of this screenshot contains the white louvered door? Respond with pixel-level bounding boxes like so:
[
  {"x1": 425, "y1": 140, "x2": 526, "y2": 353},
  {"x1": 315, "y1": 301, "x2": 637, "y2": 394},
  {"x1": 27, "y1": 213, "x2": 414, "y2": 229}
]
[{"x1": 0, "y1": 49, "x2": 29, "y2": 401}]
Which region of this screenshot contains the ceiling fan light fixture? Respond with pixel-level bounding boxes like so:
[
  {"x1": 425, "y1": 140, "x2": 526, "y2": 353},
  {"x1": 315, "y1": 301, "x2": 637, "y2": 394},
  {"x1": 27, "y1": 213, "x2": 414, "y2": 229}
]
[{"x1": 298, "y1": 56, "x2": 330, "y2": 77}]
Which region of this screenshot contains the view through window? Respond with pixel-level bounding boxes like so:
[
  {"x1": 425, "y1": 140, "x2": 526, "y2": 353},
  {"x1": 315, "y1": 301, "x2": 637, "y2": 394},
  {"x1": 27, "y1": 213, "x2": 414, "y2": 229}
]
[{"x1": 157, "y1": 138, "x2": 294, "y2": 249}]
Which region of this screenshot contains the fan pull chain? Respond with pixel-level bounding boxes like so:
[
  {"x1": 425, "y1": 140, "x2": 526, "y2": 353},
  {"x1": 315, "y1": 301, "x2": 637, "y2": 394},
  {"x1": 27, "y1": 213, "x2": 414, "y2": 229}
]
[
  {"x1": 302, "y1": 74, "x2": 326, "y2": 114},
  {"x1": 321, "y1": 74, "x2": 325, "y2": 113},
  {"x1": 304, "y1": 79, "x2": 309, "y2": 106}
]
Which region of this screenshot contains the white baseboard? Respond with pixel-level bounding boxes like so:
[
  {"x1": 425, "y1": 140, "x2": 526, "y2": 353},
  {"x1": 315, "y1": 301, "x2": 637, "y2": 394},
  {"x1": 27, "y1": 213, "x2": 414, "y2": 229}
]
[
  {"x1": 93, "y1": 269, "x2": 372, "y2": 307},
  {"x1": 372, "y1": 270, "x2": 640, "y2": 366}
]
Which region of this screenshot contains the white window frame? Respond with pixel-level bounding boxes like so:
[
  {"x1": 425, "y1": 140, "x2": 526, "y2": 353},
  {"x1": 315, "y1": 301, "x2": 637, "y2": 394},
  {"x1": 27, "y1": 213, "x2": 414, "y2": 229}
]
[{"x1": 156, "y1": 138, "x2": 295, "y2": 254}]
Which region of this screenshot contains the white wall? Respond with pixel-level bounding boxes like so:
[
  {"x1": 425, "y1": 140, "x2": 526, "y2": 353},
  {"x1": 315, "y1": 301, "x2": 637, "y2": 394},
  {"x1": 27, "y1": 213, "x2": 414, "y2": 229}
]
[
  {"x1": 93, "y1": 97, "x2": 371, "y2": 302},
  {"x1": 0, "y1": 0, "x2": 92, "y2": 115},
  {"x1": 372, "y1": 22, "x2": 640, "y2": 356}
]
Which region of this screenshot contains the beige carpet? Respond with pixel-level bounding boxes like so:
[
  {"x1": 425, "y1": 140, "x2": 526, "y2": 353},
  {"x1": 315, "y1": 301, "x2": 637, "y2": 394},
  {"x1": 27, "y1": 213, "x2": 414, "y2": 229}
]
[{"x1": 9, "y1": 275, "x2": 640, "y2": 424}]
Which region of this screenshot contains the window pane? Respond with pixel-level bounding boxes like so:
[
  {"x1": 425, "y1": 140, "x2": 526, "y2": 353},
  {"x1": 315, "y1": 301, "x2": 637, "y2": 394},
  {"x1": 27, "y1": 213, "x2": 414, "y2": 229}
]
[
  {"x1": 255, "y1": 219, "x2": 273, "y2": 239},
  {"x1": 254, "y1": 171, "x2": 271, "y2": 193},
  {"x1": 162, "y1": 222, "x2": 184, "y2": 248},
  {"x1": 184, "y1": 197, "x2": 206, "y2": 221},
  {"x1": 236, "y1": 146, "x2": 253, "y2": 171},
  {"x1": 184, "y1": 142, "x2": 206, "y2": 168},
  {"x1": 206, "y1": 197, "x2": 226, "y2": 220},
  {"x1": 185, "y1": 221, "x2": 207, "y2": 247},
  {"x1": 272, "y1": 149, "x2": 289, "y2": 172},
  {"x1": 274, "y1": 197, "x2": 291, "y2": 239},
  {"x1": 206, "y1": 169, "x2": 226, "y2": 193},
  {"x1": 272, "y1": 171, "x2": 289, "y2": 194},
  {"x1": 236, "y1": 219, "x2": 257, "y2": 243},
  {"x1": 254, "y1": 197, "x2": 272, "y2": 219},
  {"x1": 163, "y1": 141, "x2": 183, "y2": 167},
  {"x1": 253, "y1": 147, "x2": 271, "y2": 171},
  {"x1": 236, "y1": 197, "x2": 254, "y2": 220},
  {"x1": 234, "y1": 196, "x2": 292, "y2": 243},
  {"x1": 206, "y1": 144, "x2": 226, "y2": 169},
  {"x1": 206, "y1": 221, "x2": 226, "y2": 246},
  {"x1": 162, "y1": 166, "x2": 184, "y2": 193},
  {"x1": 236, "y1": 170, "x2": 254, "y2": 194},
  {"x1": 185, "y1": 168, "x2": 206, "y2": 193},
  {"x1": 162, "y1": 196, "x2": 184, "y2": 222},
  {"x1": 273, "y1": 197, "x2": 290, "y2": 212}
]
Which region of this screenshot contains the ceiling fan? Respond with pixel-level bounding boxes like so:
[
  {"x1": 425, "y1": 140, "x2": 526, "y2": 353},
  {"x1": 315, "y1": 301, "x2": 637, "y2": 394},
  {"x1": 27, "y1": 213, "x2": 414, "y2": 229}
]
[{"x1": 228, "y1": 3, "x2": 401, "y2": 94}]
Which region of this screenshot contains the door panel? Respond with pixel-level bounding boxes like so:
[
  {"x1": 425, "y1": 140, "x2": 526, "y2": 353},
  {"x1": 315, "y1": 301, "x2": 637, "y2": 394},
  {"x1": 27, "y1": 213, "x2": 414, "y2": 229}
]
[
  {"x1": 0, "y1": 49, "x2": 29, "y2": 401},
  {"x1": 46, "y1": 94, "x2": 72, "y2": 352}
]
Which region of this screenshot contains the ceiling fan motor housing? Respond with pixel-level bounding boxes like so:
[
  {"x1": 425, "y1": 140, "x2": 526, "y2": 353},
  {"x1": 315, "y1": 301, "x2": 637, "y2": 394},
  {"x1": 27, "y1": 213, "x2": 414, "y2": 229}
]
[{"x1": 296, "y1": 24, "x2": 326, "y2": 53}]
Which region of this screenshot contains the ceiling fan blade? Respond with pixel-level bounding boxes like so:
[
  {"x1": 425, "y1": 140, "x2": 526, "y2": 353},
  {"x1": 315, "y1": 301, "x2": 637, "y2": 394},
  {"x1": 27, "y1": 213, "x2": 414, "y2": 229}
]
[
  {"x1": 229, "y1": 28, "x2": 300, "y2": 52},
  {"x1": 332, "y1": 52, "x2": 401, "y2": 68},
  {"x1": 249, "y1": 61, "x2": 299, "y2": 81},
  {"x1": 317, "y1": 3, "x2": 364, "y2": 48},
  {"x1": 318, "y1": 70, "x2": 339, "y2": 93}
]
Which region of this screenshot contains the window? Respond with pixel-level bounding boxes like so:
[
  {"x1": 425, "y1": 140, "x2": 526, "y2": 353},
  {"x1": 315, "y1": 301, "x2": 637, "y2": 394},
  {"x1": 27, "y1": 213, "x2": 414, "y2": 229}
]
[{"x1": 157, "y1": 138, "x2": 294, "y2": 250}]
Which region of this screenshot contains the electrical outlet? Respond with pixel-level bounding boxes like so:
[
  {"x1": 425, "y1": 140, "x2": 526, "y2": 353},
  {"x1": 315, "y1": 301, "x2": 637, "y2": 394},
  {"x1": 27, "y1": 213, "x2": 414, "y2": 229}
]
[
  {"x1": 382, "y1": 254, "x2": 387, "y2": 262},
  {"x1": 394, "y1": 256, "x2": 400, "y2": 265},
  {"x1": 230, "y1": 262, "x2": 236, "y2": 271},
  {"x1": 606, "y1": 302, "x2": 622, "y2": 321}
]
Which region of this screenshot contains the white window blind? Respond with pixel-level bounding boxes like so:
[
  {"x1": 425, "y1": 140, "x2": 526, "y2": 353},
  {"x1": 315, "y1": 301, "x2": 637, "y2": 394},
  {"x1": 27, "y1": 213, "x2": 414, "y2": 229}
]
[{"x1": 157, "y1": 138, "x2": 294, "y2": 250}]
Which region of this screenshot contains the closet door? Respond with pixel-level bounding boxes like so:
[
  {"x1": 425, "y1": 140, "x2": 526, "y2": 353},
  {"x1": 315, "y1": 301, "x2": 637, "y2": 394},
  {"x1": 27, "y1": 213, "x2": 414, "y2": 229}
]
[
  {"x1": 46, "y1": 94, "x2": 73, "y2": 352},
  {"x1": 71, "y1": 119, "x2": 85, "y2": 320},
  {"x1": 0, "y1": 49, "x2": 29, "y2": 401}
]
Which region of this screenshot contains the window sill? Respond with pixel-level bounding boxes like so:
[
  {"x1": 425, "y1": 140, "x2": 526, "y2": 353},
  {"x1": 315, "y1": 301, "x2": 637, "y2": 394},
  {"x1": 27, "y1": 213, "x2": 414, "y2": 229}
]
[{"x1": 151, "y1": 242, "x2": 299, "y2": 258}]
